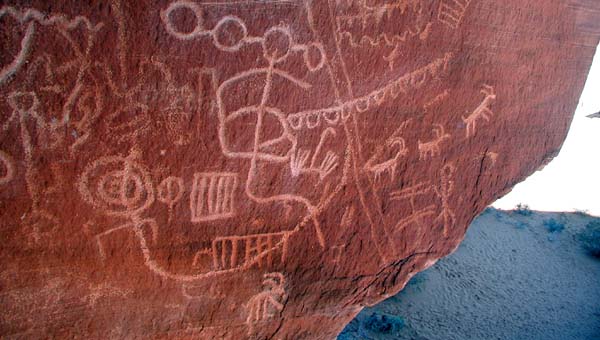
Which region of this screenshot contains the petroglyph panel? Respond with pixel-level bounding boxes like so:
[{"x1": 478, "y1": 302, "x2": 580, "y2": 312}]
[{"x1": 0, "y1": 0, "x2": 598, "y2": 338}]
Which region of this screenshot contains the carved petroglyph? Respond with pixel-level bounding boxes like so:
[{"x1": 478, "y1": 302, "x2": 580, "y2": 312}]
[
  {"x1": 336, "y1": 0, "x2": 433, "y2": 69},
  {"x1": 245, "y1": 272, "x2": 286, "y2": 335},
  {"x1": 434, "y1": 164, "x2": 456, "y2": 236},
  {"x1": 389, "y1": 183, "x2": 437, "y2": 232},
  {"x1": 162, "y1": 0, "x2": 326, "y2": 71},
  {"x1": 418, "y1": 124, "x2": 450, "y2": 160},
  {"x1": 212, "y1": 231, "x2": 291, "y2": 271},
  {"x1": 438, "y1": 0, "x2": 473, "y2": 29},
  {"x1": 190, "y1": 172, "x2": 237, "y2": 222},
  {"x1": 78, "y1": 153, "x2": 154, "y2": 218},
  {"x1": 5, "y1": 91, "x2": 59, "y2": 227},
  {"x1": 0, "y1": 6, "x2": 103, "y2": 85},
  {"x1": 292, "y1": 54, "x2": 452, "y2": 125},
  {"x1": 463, "y1": 85, "x2": 496, "y2": 138},
  {"x1": 290, "y1": 128, "x2": 339, "y2": 181},
  {"x1": 366, "y1": 137, "x2": 407, "y2": 182},
  {"x1": 215, "y1": 22, "x2": 330, "y2": 248},
  {"x1": 157, "y1": 176, "x2": 185, "y2": 223},
  {"x1": 0, "y1": 151, "x2": 15, "y2": 186},
  {"x1": 365, "y1": 121, "x2": 410, "y2": 183}
]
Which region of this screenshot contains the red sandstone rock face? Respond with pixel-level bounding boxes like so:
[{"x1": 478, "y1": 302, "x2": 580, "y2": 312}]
[{"x1": 0, "y1": 1, "x2": 598, "y2": 339}]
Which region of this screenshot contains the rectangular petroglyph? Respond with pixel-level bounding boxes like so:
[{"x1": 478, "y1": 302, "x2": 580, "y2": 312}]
[
  {"x1": 212, "y1": 232, "x2": 290, "y2": 270},
  {"x1": 190, "y1": 172, "x2": 237, "y2": 222}
]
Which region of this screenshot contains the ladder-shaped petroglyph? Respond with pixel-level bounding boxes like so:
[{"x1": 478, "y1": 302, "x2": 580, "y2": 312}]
[
  {"x1": 190, "y1": 172, "x2": 237, "y2": 222},
  {"x1": 0, "y1": 151, "x2": 15, "y2": 186},
  {"x1": 438, "y1": 0, "x2": 473, "y2": 29},
  {"x1": 418, "y1": 124, "x2": 451, "y2": 160},
  {"x1": 463, "y1": 84, "x2": 496, "y2": 138},
  {"x1": 434, "y1": 164, "x2": 456, "y2": 236},
  {"x1": 210, "y1": 231, "x2": 291, "y2": 271},
  {"x1": 290, "y1": 128, "x2": 339, "y2": 181},
  {"x1": 79, "y1": 154, "x2": 289, "y2": 283},
  {"x1": 245, "y1": 272, "x2": 286, "y2": 336},
  {"x1": 157, "y1": 176, "x2": 185, "y2": 223}
]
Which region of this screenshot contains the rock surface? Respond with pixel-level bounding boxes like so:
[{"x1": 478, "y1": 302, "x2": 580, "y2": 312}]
[{"x1": 0, "y1": 1, "x2": 599, "y2": 339}]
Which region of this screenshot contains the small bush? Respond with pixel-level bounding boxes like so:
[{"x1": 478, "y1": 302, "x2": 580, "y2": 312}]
[
  {"x1": 513, "y1": 203, "x2": 532, "y2": 216},
  {"x1": 543, "y1": 218, "x2": 565, "y2": 233},
  {"x1": 363, "y1": 312, "x2": 405, "y2": 334},
  {"x1": 574, "y1": 209, "x2": 591, "y2": 217},
  {"x1": 579, "y1": 220, "x2": 600, "y2": 257}
]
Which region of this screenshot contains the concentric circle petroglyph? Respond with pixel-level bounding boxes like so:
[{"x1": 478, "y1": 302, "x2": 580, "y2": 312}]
[{"x1": 78, "y1": 156, "x2": 155, "y2": 217}]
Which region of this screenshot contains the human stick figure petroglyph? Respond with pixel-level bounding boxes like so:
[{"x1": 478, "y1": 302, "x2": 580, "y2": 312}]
[
  {"x1": 214, "y1": 21, "x2": 329, "y2": 248},
  {"x1": 418, "y1": 124, "x2": 450, "y2": 160},
  {"x1": 80, "y1": 154, "x2": 291, "y2": 282},
  {"x1": 5, "y1": 92, "x2": 59, "y2": 228},
  {"x1": 1, "y1": 6, "x2": 105, "y2": 156},
  {"x1": 245, "y1": 272, "x2": 286, "y2": 336},
  {"x1": 438, "y1": 0, "x2": 473, "y2": 29},
  {"x1": 78, "y1": 152, "x2": 157, "y2": 260},
  {"x1": 157, "y1": 176, "x2": 185, "y2": 223},
  {"x1": 462, "y1": 84, "x2": 496, "y2": 138}
]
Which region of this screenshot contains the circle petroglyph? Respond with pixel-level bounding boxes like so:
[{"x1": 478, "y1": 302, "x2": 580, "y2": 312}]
[
  {"x1": 161, "y1": 0, "x2": 205, "y2": 40},
  {"x1": 262, "y1": 27, "x2": 292, "y2": 63},
  {"x1": 157, "y1": 176, "x2": 184, "y2": 206},
  {"x1": 78, "y1": 156, "x2": 154, "y2": 217},
  {"x1": 212, "y1": 16, "x2": 247, "y2": 52}
]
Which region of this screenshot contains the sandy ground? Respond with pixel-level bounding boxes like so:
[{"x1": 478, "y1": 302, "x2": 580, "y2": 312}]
[{"x1": 339, "y1": 208, "x2": 600, "y2": 340}]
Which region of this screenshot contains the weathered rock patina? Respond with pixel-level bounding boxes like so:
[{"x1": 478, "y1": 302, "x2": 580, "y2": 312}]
[{"x1": 1, "y1": 0, "x2": 599, "y2": 338}]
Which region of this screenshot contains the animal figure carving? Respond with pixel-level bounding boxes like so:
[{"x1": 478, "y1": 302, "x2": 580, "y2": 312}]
[
  {"x1": 365, "y1": 137, "x2": 408, "y2": 182},
  {"x1": 462, "y1": 85, "x2": 496, "y2": 138},
  {"x1": 418, "y1": 124, "x2": 450, "y2": 159}
]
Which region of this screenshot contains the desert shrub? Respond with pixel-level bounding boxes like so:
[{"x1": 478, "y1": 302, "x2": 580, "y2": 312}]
[
  {"x1": 363, "y1": 312, "x2": 405, "y2": 334},
  {"x1": 513, "y1": 203, "x2": 532, "y2": 216},
  {"x1": 579, "y1": 220, "x2": 600, "y2": 257},
  {"x1": 543, "y1": 218, "x2": 565, "y2": 233},
  {"x1": 573, "y1": 209, "x2": 591, "y2": 217}
]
